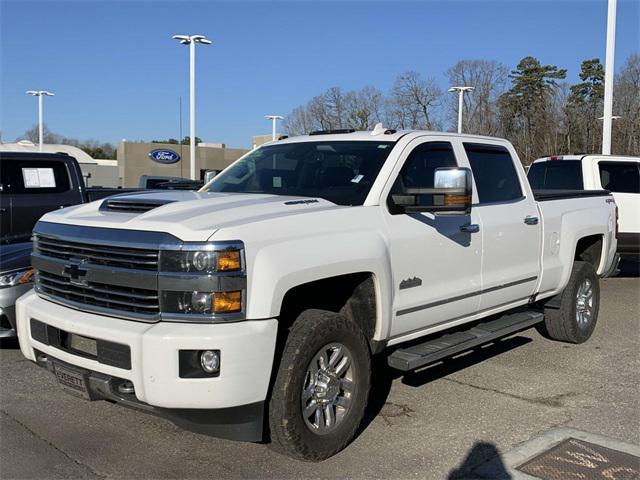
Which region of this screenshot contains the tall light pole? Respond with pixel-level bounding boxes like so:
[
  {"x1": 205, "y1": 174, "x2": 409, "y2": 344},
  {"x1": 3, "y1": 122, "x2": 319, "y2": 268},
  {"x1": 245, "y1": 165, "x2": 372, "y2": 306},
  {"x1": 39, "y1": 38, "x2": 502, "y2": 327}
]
[
  {"x1": 265, "y1": 115, "x2": 284, "y2": 141},
  {"x1": 172, "y1": 34, "x2": 212, "y2": 180},
  {"x1": 602, "y1": 0, "x2": 617, "y2": 155},
  {"x1": 448, "y1": 86, "x2": 474, "y2": 134},
  {"x1": 26, "y1": 90, "x2": 54, "y2": 152}
]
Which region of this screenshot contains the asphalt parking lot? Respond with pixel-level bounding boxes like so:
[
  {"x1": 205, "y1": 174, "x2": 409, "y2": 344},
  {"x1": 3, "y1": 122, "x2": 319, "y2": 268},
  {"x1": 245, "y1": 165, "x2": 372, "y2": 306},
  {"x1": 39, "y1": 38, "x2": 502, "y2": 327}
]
[{"x1": 1, "y1": 260, "x2": 638, "y2": 479}]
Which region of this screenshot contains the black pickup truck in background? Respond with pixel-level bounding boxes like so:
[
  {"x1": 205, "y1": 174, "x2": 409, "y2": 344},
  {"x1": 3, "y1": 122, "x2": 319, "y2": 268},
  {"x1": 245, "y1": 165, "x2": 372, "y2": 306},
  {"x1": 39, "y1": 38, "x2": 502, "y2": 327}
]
[
  {"x1": 0, "y1": 152, "x2": 140, "y2": 245},
  {"x1": 0, "y1": 151, "x2": 211, "y2": 338},
  {"x1": 0, "y1": 152, "x2": 140, "y2": 338}
]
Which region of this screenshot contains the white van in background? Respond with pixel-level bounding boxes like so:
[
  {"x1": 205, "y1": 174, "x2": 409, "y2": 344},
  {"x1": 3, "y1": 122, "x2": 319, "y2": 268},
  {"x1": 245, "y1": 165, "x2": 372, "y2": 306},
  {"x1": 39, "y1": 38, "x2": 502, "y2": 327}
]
[{"x1": 528, "y1": 155, "x2": 640, "y2": 257}]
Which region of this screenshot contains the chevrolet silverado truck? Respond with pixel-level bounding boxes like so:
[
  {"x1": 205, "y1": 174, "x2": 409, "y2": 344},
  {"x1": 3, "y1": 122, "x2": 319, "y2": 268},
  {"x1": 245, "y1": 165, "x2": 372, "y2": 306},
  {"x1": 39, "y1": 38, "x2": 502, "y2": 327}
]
[{"x1": 16, "y1": 128, "x2": 618, "y2": 461}]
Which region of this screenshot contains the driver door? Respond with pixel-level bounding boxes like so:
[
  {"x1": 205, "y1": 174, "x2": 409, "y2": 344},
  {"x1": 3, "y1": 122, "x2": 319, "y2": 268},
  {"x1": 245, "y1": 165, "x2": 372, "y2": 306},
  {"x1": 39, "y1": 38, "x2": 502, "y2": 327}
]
[{"x1": 383, "y1": 138, "x2": 482, "y2": 340}]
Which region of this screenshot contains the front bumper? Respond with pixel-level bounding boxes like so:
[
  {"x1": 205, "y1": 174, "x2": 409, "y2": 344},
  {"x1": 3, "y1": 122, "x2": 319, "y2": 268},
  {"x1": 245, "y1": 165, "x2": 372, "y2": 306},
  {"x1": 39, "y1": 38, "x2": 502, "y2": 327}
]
[
  {"x1": 16, "y1": 291, "x2": 278, "y2": 441},
  {"x1": 33, "y1": 352, "x2": 265, "y2": 441}
]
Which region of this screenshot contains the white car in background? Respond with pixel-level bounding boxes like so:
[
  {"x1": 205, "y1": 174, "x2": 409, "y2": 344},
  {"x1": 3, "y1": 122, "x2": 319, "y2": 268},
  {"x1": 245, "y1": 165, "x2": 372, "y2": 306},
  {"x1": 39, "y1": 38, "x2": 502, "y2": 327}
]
[{"x1": 528, "y1": 155, "x2": 640, "y2": 258}]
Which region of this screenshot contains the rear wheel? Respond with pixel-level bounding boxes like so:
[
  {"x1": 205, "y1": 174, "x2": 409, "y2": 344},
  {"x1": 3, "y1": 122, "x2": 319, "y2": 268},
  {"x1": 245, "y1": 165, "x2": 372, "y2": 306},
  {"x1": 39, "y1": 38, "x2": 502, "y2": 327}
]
[
  {"x1": 268, "y1": 309, "x2": 371, "y2": 461},
  {"x1": 538, "y1": 261, "x2": 600, "y2": 344}
]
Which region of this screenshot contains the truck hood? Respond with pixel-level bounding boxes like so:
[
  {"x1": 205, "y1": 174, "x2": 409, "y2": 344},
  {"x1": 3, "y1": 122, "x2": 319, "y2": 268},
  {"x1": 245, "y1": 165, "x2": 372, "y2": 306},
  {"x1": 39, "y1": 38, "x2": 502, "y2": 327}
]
[{"x1": 39, "y1": 191, "x2": 342, "y2": 242}]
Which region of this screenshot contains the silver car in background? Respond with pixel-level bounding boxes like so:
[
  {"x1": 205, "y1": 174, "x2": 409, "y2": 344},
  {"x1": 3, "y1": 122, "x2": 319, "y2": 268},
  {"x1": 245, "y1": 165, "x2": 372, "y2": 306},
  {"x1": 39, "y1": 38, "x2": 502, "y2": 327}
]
[{"x1": 0, "y1": 242, "x2": 34, "y2": 338}]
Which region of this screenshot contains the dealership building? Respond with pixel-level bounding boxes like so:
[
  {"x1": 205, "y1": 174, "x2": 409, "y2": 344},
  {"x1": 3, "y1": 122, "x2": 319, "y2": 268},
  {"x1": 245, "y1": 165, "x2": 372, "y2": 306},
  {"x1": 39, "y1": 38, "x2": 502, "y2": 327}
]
[{"x1": 117, "y1": 141, "x2": 250, "y2": 187}]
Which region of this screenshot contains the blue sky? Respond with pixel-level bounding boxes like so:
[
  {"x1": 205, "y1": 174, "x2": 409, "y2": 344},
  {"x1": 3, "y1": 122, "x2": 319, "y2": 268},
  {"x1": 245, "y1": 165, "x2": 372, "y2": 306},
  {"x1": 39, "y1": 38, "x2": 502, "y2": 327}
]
[{"x1": 1, "y1": 0, "x2": 638, "y2": 148}]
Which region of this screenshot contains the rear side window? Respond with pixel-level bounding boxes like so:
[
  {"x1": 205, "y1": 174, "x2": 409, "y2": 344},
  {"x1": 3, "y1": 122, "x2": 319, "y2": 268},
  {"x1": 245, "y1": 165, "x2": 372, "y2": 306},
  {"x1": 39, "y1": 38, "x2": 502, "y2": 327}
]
[
  {"x1": 464, "y1": 143, "x2": 522, "y2": 203},
  {"x1": 528, "y1": 161, "x2": 584, "y2": 190},
  {"x1": 0, "y1": 159, "x2": 71, "y2": 194},
  {"x1": 599, "y1": 162, "x2": 640, "y2": 194}
]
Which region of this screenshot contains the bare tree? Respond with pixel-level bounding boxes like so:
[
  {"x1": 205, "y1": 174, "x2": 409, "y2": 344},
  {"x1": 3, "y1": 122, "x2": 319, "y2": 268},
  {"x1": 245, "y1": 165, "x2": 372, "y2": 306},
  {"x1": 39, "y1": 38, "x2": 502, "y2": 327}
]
[
  {"x1": 281, "y1": 54, "x2": 638, "y2": 163},
  {"x1": 282, "y1": 105, "x2": 315, "y2": 136},
  {"x1": 344, "y1": 86, "x2": 385, "y2": 130},
  {"x1": 613, "y1": 54, "x2": 640, "y2": 155},
  {"x1": 446, "y1": 60, "x2": 509, "y2": 135},
  {"x1": 19, "y1": 123, "x2": 61, "y2": 144},
  {"x1": 389, "y1": 71, "x2": 443, "y2": 129}
]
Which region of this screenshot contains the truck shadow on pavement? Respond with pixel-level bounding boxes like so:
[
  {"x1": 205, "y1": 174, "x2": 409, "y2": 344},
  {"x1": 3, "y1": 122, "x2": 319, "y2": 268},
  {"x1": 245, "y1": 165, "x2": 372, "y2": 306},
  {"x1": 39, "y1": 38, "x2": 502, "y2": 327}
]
[
  {"x1": 615, "y1": 258, "x2": 639, "y2": 278},
  {"x1": 363, "y1": 335, "x2": 532, "y2": 429},
  {"x1": 358, "y1": 336, "x2": 531, "y2": 477},
  {"x1": 0, "y1": 337, "x2": 19, "y2": 350}
]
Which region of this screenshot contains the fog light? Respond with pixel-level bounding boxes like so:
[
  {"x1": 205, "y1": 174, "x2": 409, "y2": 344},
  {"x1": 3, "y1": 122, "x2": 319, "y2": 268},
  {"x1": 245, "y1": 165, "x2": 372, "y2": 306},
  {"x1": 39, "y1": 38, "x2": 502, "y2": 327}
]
[{"x1": 200, "y1": 350, "x2": 220, "y2": 374}]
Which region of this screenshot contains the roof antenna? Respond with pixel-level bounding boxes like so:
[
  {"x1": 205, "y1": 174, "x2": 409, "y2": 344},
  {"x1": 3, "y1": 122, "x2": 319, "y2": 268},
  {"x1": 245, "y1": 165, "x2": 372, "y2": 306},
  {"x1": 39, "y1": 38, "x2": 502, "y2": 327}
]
[{"x1": 371, "y1": 123, "x2": 385, "y2": 136}]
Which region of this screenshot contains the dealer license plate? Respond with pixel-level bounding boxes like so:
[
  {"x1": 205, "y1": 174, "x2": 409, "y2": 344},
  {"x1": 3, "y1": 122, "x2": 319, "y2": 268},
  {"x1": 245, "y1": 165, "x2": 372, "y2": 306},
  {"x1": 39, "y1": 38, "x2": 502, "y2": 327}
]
[{"x1": 53, "y1": 364, "x2": 91, "y2": 400}]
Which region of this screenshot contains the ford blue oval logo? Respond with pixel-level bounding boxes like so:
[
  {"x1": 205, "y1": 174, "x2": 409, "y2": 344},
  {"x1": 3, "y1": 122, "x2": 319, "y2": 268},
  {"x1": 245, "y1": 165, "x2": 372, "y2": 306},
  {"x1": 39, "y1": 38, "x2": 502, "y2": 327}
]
[{"x1": 149, "y1": 149, "x2": 180, "y2": 164}]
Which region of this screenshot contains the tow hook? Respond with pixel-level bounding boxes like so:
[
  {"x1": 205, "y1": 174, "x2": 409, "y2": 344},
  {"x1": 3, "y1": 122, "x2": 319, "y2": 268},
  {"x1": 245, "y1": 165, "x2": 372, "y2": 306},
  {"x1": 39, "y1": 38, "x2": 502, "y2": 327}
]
[{"x1": 117, "y1": 381, "x2": 135, "y2": 395}]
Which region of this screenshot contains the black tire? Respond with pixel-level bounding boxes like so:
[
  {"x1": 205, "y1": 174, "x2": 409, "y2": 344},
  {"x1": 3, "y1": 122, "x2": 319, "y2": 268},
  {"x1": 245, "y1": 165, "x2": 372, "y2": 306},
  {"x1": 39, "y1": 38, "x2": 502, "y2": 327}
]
[
  {"x1": 268, "y1": 309, "x2": 371, "y2": 461},
  {"x1": 538, "y1": 261, "x2": 600, "y2": 344}
]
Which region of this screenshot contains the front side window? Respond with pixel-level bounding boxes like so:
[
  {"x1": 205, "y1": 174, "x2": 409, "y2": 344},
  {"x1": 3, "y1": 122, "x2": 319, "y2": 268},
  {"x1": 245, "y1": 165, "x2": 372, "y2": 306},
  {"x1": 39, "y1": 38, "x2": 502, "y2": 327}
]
[
  {"x1": 387, "y1": 141, "x2": 457, "y2": 212},
  {"x1": 527, "y1": 160, "x2": 584, "y2": 190},
  {"x1": 599, "y1": 162, "x2": 640, "y2": 194},
  {"x1": 464, "y1": 143, "x2": 522, "y2": 203},
  {"x1": 202, "y1": 141, "x2": 395, "y2": 206},
  {"x1": 397, "y1": 142, "x2": 458, "y2": 188}
]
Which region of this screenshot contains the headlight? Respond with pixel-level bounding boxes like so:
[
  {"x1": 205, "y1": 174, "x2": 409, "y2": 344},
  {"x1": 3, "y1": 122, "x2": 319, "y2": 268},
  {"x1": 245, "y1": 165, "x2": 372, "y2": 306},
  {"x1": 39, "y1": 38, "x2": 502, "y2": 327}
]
[
  {"x1": 159, "y1": 242, "x2": 246, "y2": 320},
  {"x1": 160, "y1": 247, "x2": 242, "y2": 273},
  {"x1": 0, "y1": 269, "x2": 34, "y2": 288},
  {"x1": 161, "y1": 291, "x2": 243, "y2": 315}
]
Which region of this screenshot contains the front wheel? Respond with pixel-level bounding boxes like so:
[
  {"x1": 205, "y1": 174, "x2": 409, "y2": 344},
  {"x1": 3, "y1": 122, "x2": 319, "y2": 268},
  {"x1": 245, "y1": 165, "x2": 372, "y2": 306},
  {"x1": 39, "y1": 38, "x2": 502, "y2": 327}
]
[
  {"x1": 268, "y1": 309, "x2": 371, "y2": 461},
  {"x1": 538, "y1": 261, "x2": 600, "y2": 344}
]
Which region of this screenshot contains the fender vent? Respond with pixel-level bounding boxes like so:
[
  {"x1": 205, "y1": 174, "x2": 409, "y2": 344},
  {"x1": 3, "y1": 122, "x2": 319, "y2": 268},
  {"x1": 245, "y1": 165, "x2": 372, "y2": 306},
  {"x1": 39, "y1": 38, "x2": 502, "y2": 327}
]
[{"x1": 100, "y1": 198, "x2": 175, "y2": 213}]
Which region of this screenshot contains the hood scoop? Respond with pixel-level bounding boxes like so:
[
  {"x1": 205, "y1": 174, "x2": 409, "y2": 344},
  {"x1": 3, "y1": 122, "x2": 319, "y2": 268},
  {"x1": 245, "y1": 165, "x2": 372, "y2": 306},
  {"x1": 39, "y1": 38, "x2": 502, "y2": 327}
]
[{"x1": 100, "y1": 198, "x2": 177, "y2": 213}]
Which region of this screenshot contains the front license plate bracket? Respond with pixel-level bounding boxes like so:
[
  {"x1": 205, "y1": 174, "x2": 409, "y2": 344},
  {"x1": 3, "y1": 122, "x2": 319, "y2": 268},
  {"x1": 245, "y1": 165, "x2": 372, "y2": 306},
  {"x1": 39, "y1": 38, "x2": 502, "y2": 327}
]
[{"x1": 53, "y1": 363, "x2": 93, "y2": 400}]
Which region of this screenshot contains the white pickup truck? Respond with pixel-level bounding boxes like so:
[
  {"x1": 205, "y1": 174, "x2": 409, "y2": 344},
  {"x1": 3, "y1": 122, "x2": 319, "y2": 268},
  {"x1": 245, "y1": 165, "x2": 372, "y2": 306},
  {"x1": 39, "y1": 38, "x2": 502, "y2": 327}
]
[
  {"x1": 528, "y1": 154, "x2": 639, "y2": 258},
  {"x1": 16, "y1": 128, "x2": 618, "y2": 461}
]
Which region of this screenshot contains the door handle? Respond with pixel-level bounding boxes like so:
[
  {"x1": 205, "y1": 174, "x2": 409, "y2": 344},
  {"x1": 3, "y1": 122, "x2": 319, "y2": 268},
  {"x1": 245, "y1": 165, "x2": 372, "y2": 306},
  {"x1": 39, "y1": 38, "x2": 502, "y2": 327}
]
[
  {"x1": 460, "y1": 223, "x2": 480, "y2": 233},
  {"x1": 524, "y1": 215, "x2": 539, "y2": 225}
]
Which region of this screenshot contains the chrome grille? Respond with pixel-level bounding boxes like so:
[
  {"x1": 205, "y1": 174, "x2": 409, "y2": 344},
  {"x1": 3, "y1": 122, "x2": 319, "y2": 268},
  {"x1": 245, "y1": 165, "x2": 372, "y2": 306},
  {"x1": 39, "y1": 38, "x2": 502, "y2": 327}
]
[
  {"x1": 37, "y1": 271, "x2": 159, "y2": 315},
  {"x1": 35, "y1": 235, "x2": 158, "y2": 271}
]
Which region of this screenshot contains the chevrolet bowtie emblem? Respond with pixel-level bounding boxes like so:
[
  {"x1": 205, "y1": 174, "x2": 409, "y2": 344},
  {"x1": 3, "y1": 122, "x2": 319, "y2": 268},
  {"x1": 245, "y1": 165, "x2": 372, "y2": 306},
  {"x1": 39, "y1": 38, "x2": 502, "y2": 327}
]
[{"x1": 63, "y1": 260, "x2": 89, "y2": 287}]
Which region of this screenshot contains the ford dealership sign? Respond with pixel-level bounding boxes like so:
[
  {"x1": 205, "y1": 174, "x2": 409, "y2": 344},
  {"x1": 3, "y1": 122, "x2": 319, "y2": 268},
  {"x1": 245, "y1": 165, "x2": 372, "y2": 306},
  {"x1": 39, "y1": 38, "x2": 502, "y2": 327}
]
[{"x1": 149, "y1": 149, "x2": 180, "y2": 164}]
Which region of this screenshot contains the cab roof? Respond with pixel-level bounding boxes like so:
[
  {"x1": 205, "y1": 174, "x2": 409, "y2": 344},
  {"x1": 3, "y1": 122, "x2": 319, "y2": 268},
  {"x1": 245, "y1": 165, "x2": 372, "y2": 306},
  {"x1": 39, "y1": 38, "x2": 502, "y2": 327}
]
[
  {"x1": 532, "y1": 154, "x2": 640, "y2": 164},
  {"x1": 267, "y1": 128, "x2": 511, "y2": 146}
]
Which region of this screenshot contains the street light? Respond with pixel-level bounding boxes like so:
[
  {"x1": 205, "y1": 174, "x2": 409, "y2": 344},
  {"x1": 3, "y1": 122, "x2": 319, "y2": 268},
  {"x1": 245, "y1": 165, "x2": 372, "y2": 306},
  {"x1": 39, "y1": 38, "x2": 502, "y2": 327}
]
[
  {"x1": 172, "y1": 34, "x2": 212, "y2": 180},
  {"x1": 602, "y1": 0, "x2": 617, "y2": 155},
  {"x1": 26, "y1": 90, "x2": 54, "y2": 152},
  {"x1": 448, "y1": 86, "x2": 474, "y2": 134},
  {"x1": 265, "y1": 115, "x2": 284, "y2": 141}
]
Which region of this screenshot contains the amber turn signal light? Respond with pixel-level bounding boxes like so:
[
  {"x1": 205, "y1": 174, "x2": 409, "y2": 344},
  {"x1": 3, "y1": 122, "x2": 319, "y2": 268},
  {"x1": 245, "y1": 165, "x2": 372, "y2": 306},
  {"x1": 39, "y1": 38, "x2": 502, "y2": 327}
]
[
  {"x1": 214, "y1": 291, "x2": 242, "y2": 313},
  {"x1": 216, "y1": 250, "x2": 242, "y2": 271},
  {"x1": 444, "y1": 194, "x2": 471, "y2": 206}
]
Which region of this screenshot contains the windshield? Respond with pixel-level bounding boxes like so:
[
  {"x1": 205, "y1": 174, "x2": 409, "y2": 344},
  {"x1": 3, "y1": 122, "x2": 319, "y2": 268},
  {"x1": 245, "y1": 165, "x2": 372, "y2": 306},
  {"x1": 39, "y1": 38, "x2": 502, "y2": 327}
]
[{"x1": 202, "y1": 141, "x2": 395, "y2": 206}]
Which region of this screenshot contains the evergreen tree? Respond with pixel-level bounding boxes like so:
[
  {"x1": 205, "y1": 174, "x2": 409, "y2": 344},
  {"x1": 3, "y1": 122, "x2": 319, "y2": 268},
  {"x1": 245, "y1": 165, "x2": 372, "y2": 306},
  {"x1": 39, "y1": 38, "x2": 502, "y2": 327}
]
[
  {"x1": 566, "y1": 59, "x2": 605, "y2": 153},
  {"x1": 499, "y1": 56, "x2": 567, "y2": 162}
]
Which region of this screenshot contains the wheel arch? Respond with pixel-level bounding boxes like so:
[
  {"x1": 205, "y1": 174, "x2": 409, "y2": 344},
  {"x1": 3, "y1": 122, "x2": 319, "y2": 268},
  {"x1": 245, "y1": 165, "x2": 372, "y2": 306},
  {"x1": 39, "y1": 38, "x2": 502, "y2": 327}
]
[
  {"x1": 277, "y1": 272, "x2": 381, "y2": 350},
  {"x1": 574, "y1": 234, "x2": 604, "y2": 271}
]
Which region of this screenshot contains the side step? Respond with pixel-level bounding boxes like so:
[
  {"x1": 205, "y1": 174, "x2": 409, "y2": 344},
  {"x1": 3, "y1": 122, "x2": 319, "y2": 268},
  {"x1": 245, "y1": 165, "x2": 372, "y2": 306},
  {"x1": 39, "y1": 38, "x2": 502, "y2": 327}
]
[{"x1": 387, "y1": 310, "x2": 544, "y2": 371}]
